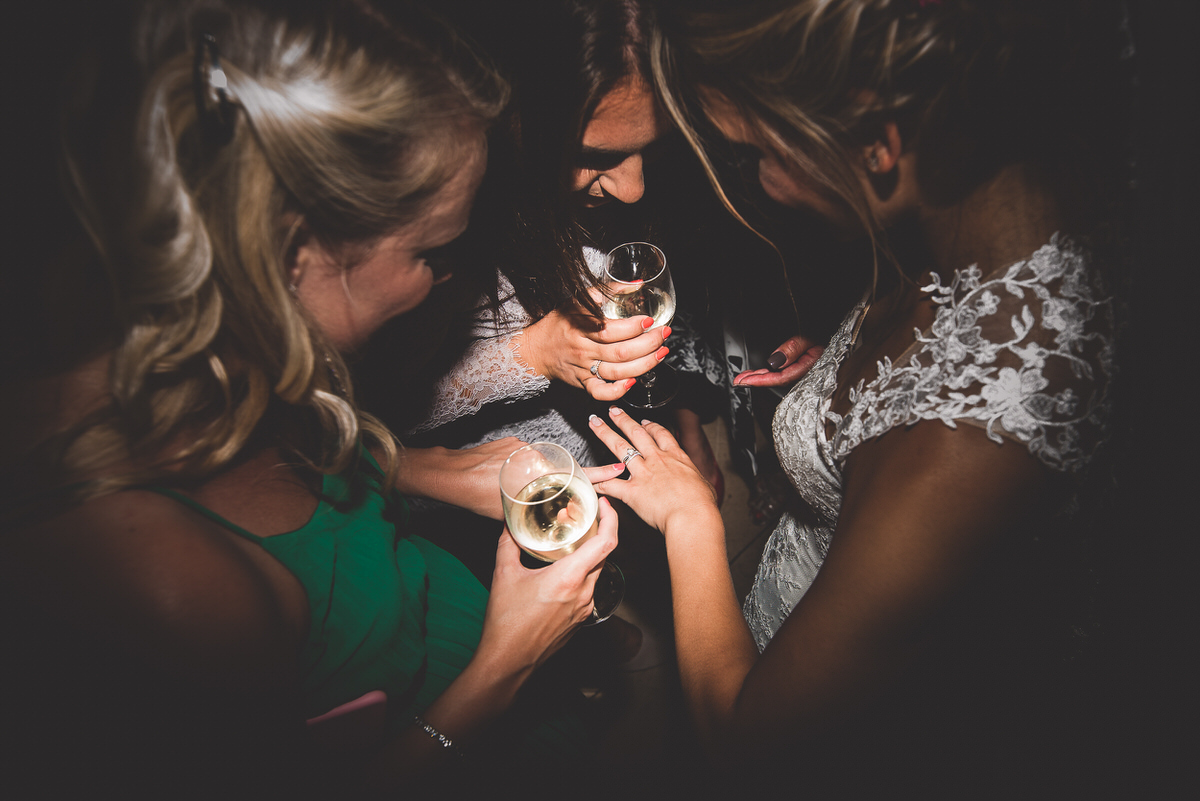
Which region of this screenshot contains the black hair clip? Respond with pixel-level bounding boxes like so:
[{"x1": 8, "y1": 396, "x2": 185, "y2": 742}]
[{"x1": 193, "y1": 32, "x2": 237, "y2": 146}]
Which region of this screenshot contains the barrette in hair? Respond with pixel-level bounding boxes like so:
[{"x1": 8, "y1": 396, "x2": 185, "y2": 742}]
[{"x1": 193, "y1": 32, "x2": 237, "y2": 145}]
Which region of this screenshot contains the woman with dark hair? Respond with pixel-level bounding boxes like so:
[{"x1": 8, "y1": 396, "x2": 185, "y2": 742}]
[
  {"x1": 379, "y1": 0, "x2": 725, "y2": 494},
  {"x1": 0, "y1": 1, "x2": 617, "y2": 795},
  {"x1": 586, "y1": 0, "x2": 1129, "y2": 792}
]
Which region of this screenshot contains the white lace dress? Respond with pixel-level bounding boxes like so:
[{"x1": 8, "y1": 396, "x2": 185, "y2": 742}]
[{"x1": 743, "y1": 233, "x2": 1116, "y2": 650}]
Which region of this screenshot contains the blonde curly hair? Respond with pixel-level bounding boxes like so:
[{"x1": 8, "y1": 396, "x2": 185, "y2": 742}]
[{"x1": 45, "y1": 0, "x2": 507, "y2": 502}]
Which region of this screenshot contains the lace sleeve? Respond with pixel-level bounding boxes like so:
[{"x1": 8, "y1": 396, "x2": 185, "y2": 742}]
[
  {"x1": 407, "y1": 277, "x2": 551, "y2": 435},
  {"x1": 828, "y1": 233, "x2": 1116, "y2": 473}
]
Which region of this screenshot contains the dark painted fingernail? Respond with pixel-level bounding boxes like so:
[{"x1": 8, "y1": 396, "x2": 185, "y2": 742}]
[{"x1": 767, "y1": 351, "x2": 787, "y2": 371}]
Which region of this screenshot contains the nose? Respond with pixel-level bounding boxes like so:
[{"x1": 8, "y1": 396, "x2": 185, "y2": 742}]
[{"x1": 597, "y1": 155, "x2": 645, "y2": 204}]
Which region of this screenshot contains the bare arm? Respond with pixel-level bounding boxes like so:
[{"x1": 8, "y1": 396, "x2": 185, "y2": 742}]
[
  {"x1": 393, "y1": 437, "x2": 526, "y2": 519},
  {"x1": 589, "y1": 409, "x2": 1052, "y2": 760}
]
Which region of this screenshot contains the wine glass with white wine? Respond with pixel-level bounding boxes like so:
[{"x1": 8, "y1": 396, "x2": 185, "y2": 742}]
[
  {"x1": 499, "y1": 442, "x2": 624, "y2": 623},
  {"x1": 602, "y1": 242, "x2": 677, "y2": 408}
]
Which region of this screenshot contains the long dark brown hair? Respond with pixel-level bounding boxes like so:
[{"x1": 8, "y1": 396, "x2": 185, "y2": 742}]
[{"x1": 435, "y1": 0, "x2": 659, "y2": 319}]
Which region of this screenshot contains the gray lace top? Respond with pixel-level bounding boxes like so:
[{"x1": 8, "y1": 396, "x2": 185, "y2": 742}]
[{"x1": 743, "y1": 233, "x2": 1116, "y2": 650}]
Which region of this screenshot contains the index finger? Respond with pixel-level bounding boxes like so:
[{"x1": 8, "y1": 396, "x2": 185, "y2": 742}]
[{"x1": 592, "y1": 315, "x2": 654, "y2": 345}]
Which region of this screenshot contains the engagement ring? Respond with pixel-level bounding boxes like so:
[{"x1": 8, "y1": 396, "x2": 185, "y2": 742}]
[
  {"x1": 622, "y1": 447, "x2": 643, "y2": 464},
  {"x1": 590, "y1": 359, "x2": 604, "y2": 378}
]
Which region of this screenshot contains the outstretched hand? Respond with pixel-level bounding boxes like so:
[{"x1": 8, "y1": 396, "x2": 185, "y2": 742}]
[
  {"x1": 518, "y1": 291, "x2": 671, "y2": 402},
  {"x1": 585, "y1": 407, "x2": 719, "y2": 535},
  {"x1": 732, "y1": 335, "x2": 824, "y2": 388}
]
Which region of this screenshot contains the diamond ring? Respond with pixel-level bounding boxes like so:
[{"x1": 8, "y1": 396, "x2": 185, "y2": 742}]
[{"x1": 622, "y1": 447, "x2": 643, "y2": 464}]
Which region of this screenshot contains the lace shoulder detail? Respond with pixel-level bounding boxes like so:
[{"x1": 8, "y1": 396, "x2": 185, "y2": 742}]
[
  {"x1": 827, "y1": 233, "x2": 1115, "y2": 473},
  {"x1": 407, "y1": 275, "x2": 550, "y2": 435}
]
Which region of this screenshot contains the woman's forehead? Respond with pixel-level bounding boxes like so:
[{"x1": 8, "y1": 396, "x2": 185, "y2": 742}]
[{"x1": 582, "y1": 74, "x2": 666, "y2": 153}]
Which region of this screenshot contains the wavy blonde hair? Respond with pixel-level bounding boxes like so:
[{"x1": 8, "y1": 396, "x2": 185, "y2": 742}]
[{"x1": 48, "y1": 0, "x2": 507, "y2": 501}]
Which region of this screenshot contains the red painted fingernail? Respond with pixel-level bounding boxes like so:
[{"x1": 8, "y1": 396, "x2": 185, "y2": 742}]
[
  {"x1": 662, "y1": 326, "x2": 672, "y2": 339},
  {"x1": 656, "y1": 346, "x2": 669, "y2": 361},
  {"x1": 623, "y1": 379, "x2": 637, "y2": 390},
  {"x1": 642, "y1": 317, "x2": 654, "y2": 329}
]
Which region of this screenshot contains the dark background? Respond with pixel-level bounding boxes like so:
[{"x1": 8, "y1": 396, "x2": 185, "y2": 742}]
[{"x1": 2, "y1": 0, "x2": 1195, "y2": 793}]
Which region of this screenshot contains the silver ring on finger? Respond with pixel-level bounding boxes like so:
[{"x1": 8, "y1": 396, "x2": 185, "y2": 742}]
[
  {"x1": 622, "y1": 447, "x2": 643, "y2": 465},
  {"x1": 590, "y1": 359, "x2": 604, "y2": 379}
]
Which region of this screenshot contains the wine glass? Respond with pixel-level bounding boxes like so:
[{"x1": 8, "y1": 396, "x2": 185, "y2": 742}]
[
  {"x1": 499, "y1": 442, "x2": 624, "y2": 623},
  {"x1": 602, "y1": 242, "x2": 677, "y2": 408}
]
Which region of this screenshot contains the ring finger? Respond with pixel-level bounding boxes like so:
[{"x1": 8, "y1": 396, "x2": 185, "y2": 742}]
[
  {"x1": 587, "y1": 412, "x2": 646, "y2": 470},
  {"x1": 604, "y1": 407, "x2": 659, "y2": 459}
]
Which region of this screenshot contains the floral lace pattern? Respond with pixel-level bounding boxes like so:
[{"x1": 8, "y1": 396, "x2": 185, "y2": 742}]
[
  {"x1": 407, "y1": 274, "x2": 549, "y2": 435},
  {"x1": 827, "y1": 233, "x2": 1114, "y2": 473},
  {"x1": 743, "y1": 234, "x2": 1114, "y2": 650}
]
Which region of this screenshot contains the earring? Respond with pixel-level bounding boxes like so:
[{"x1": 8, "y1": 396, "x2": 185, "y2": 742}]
[{"x1": 867, "y1": 150, "x2": 881, "y2": 172}]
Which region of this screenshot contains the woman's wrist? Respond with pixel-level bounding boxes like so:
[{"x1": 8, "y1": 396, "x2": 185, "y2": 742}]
[
  {"x1": 394, "y1": 446, "x2": 445, "y2": 498},
  {"x1": 662, "y1": 503, "x2": 724, "y2": 543}
]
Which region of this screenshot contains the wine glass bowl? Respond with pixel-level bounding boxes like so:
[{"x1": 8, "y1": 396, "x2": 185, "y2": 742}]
[
  {"x1": 500, "y1": 442, "x2": 598, "y2": 561},
  {"x1": 603, "y1": 242, "x2": 678, "y2": 408}
]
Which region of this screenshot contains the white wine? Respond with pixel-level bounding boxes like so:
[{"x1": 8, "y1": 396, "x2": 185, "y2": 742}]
[
  {"x1": 601, "y1": 286, "x2": 675, "y2": 329},
  {"x1": 507, "y1": 473, "x2": 599, "y2": 562}
]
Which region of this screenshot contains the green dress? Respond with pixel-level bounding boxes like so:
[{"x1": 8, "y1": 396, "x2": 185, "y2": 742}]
[{"x1": 151, "y1": 451, "x2": 592, "y2": 759}]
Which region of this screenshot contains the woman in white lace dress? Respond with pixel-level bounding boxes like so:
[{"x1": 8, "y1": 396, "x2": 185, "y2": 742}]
[{"x1": 586, "y1": 0, "x2": 1128, "y2": 790}]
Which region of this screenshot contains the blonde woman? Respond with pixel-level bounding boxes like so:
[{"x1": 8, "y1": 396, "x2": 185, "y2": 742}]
[
  {"x1": 588, "y1": 0, "x2": 1126, "y2": 792},
  {"x1": 1, "y1": 1, "x2": 617, "y2": 795}
]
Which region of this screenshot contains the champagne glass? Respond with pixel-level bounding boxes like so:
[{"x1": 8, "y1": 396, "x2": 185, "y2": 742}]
[
  {"x1": 500, "y1": 442, "x2": 624, "y2": 623},
  {"x1": 602, "y1": 242, "x2": 678, "y2": 408}
]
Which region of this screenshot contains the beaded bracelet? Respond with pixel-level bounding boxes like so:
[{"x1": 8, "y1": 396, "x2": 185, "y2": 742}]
[{"x1": 413, "y1": 714, "x2": 463, "y2": 758}]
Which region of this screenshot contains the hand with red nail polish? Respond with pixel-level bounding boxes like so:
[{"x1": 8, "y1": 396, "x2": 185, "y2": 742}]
[{"x1": 514, "y1": 284, "x2": 668, "y2": 402}]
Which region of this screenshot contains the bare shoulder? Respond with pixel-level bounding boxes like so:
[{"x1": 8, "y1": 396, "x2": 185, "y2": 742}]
[{"x1": 2, "y1": 489, "x2": 300, "y2": 688}]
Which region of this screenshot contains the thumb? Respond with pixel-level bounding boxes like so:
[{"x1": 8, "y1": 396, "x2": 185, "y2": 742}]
[
  {"x1": 496, "y1": 527, "x2": 524, "y2": 566},
  {"x1": 767, "y1": 335, "x2": 818, "y2": 371}
]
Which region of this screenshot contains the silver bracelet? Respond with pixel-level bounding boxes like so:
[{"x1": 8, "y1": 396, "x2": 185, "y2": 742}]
[{"x1": 413, "y1": 714, "x2": 463, "y2": 758}]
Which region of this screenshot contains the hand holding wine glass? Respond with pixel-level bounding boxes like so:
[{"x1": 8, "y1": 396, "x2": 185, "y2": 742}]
[
  {"x1": 499, "y1": 442, "x2": 625, "y2": 623},
  {"x1": 602, "y1": 242, "x2": 677, "y2": 408}
]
